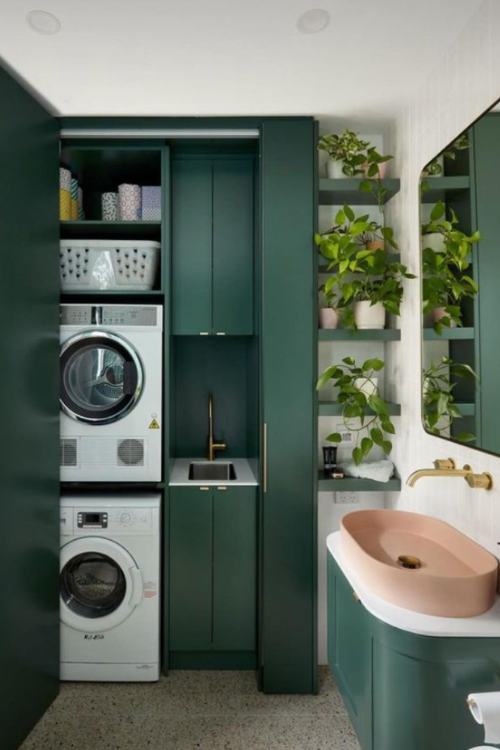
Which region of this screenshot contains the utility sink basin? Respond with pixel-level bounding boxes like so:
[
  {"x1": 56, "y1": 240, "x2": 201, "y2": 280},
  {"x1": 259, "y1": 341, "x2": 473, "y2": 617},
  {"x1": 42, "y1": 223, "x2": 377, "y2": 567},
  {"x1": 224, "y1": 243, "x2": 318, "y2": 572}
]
[
  {"x1": 340, "y1": 509, "x2": 498, "y2": 617},
  {"x1": 188, "y1": 462, "x2": 237, "y2": 481}
]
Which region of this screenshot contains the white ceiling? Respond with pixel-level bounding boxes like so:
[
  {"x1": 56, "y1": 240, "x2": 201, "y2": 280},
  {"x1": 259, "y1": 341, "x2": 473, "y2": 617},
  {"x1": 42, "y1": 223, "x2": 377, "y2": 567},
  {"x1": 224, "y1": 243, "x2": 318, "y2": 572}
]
[{"x1": 0, "y1": 0, "x2": 485, "y2": 121}]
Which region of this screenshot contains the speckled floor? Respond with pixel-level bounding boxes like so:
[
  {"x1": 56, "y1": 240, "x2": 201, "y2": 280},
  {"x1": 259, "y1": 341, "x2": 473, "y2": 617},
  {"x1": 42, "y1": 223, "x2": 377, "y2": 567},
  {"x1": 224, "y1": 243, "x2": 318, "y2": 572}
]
[{"x1": 20, "y1": 668, "x2": 360, "y2": 749}]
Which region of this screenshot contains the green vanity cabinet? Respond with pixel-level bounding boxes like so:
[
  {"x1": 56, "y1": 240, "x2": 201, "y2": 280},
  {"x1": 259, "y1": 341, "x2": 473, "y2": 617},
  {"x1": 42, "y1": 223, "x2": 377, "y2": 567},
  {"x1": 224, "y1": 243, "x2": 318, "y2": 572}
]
[
  {"x1": 169, "y1": 485, "x2": 257, "y2": 667},
  {"x1": 171, "y1": 157, "x2": 254, "y2": 336},
  {"x1": 328, "y1": 552, "x2": 500, "y2": 750}
]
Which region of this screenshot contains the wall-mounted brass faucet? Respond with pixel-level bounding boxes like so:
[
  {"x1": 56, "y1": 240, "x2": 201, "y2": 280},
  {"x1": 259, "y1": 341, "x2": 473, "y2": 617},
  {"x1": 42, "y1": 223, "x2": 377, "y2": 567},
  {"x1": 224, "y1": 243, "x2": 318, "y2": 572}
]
[
  {"x1": 207, "y1": 394, "x2": 227, "y2": 461},
  {"x1": 406, "y1": 458, "x2": 493, "y2": 490}
]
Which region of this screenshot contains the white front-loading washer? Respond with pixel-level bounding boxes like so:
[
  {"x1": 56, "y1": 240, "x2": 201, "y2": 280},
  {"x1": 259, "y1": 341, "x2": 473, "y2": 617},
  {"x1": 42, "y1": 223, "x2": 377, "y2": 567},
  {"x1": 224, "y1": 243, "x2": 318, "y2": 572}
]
[
  {"x1": 60, "y1": 493, "x2": 161, "y2": 682},
  {"x1": 60, "y1": 304, "x2": 162, "y2": 482}
]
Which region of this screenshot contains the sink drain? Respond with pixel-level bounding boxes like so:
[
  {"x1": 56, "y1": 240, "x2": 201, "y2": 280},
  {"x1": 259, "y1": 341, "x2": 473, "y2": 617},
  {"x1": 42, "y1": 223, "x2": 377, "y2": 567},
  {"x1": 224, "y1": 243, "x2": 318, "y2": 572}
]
[{"x1": 397, "y1": 555, "x2": 422, "y2": 570}]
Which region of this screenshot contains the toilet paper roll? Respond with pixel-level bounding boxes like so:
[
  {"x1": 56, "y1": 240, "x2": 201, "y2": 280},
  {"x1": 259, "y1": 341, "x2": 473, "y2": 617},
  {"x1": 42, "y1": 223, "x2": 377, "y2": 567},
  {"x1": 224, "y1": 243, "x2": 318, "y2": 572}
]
[
  {"x1": 59, "y1": 167, "x2": 71, "y2": 191},
  {"x1": 468, "y1": 692, "x2": 500, "y2": 744},
  {"x1": 102, "y1": 192, "x2": 119, "y2": 221},
  {"x1": 118, "y1": 183, "x2": 141, "y2": 221}
]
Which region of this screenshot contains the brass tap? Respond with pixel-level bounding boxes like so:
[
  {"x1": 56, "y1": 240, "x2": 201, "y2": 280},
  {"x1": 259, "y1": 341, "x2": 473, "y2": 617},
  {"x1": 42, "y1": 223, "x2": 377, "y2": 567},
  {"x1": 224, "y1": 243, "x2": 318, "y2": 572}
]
[
  {"x1": 406, "y1": 458, "x2": 492, "y2": 490},
  {"x1": 207, "y1": 394, "x2": 227, "y2": 462}
]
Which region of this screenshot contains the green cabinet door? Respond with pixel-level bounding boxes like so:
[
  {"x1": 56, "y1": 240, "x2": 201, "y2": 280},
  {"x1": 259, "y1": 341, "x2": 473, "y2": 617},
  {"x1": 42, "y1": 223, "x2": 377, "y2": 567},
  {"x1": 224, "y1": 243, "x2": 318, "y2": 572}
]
[
  {"x1": 171, "y1": 160, "x2": 212, "y2": 334},
  {"x1": 213, "y1": 487, "x2": 257, "y2": 650},
  {"x1": 169, "y1": 486, "x2": 213, "y2": 650},
  {"x1": 171, "y1": 157, "x2": 254, "y2": 335},
  {"x1": 212, "y1": 159, "x2": 254, "y2": 335},
  {"x1": 0, "y1": 64, "x2": 60, "y2": 749}
]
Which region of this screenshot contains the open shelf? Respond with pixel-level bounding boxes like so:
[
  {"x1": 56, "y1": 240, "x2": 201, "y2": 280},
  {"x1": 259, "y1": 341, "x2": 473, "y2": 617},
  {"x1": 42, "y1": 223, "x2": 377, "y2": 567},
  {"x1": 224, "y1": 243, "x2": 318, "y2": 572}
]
[
  {"x1": 318, "y1": 401, "x2": 401, "y2": 417},
  {"x1": 319, "y1": 329, "x2": 401, "y2": 341},
  {"x1": 60, "y1": 220, "x2": 161, "y2": 240},
  {"x1": 319, "y1": 177, "x2": 400, "y2": 206},
  {"x1": 317, "y1": 472, "x2": 401, "y2": 492},
  {"x1": 423, "y1": 327, "x2": 475, "y2": 340},
  {"x1": 420, "y1": 175, "x2": 470, "y2": 203},
  {"x1": 61, "y1": 290, "x2": 164, "y2": 302},
  {"x1": 318, "y1": 253, "x2": 400, "y2": 272}
]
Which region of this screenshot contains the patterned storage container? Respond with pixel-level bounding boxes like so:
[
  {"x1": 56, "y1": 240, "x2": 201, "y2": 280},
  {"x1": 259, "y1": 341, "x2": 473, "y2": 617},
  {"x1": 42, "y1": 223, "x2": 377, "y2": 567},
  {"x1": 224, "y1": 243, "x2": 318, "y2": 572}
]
[
  {"x1": 60, "y1": 239, "x2": 160, "y2": 290},
  {"x1": 118, "y1": 183, "x2": 141, "y2": 220},
  {"x1": 141, "y1": 186, "x2": 161, "y2": 220}
]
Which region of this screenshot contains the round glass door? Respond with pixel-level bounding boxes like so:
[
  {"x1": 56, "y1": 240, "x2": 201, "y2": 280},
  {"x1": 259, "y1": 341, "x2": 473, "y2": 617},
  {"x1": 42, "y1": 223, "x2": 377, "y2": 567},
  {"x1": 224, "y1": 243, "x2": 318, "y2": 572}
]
[
  {"x1": 60, "y1": 331, "x2": 143, "y2": 424},
  {"x1": 60, "y1": 551, "x2": 126, "y2": 619}
]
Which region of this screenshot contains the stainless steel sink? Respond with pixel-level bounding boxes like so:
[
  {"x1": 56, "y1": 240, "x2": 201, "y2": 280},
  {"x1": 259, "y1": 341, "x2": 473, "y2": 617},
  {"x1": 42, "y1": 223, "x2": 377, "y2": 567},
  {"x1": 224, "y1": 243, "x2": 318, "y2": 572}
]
[{"x1": 188, "y1": 462, "x2": 237, "y2": 481}]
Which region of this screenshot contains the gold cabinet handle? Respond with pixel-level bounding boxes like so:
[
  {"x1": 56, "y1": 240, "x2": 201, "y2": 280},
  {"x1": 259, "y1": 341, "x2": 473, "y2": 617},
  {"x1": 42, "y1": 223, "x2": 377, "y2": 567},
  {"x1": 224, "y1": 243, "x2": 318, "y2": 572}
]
[
  {"x1": 199, "y1": 332, "x2": 209, "y2": 336},
  {"x1": 216, "y1": 331, "x2": 226, "y2": 336},
  {"x1": 216, "y1": 486, "x2": 227, "y2": 491},
  {"x1": 199, "y1": 486, "x2": 210, "y2": 491},
  {"x1": 263, "y1": 422, "x2": 268, "y2": 493}
]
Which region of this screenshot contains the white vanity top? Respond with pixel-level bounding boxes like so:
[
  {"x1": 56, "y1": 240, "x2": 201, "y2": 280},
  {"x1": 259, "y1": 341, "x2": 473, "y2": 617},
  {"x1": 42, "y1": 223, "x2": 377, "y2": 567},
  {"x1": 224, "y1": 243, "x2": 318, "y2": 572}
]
[
  {"x1": 169, "y1": 458, "x2": 259, "y2": 487},
  {"x1": 327, "y1": 531, "x2": 500, "y2": 638}
]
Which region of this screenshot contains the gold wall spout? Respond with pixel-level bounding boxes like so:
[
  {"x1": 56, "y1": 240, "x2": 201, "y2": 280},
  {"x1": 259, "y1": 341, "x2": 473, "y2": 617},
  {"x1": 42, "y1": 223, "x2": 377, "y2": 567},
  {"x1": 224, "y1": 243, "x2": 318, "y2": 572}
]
[
  {"x1": 207, "y1": 393, "x2": 227, "y2": 462},
  {"x1": 406, "y1": 458, "x2": 493, "y2": 490}
]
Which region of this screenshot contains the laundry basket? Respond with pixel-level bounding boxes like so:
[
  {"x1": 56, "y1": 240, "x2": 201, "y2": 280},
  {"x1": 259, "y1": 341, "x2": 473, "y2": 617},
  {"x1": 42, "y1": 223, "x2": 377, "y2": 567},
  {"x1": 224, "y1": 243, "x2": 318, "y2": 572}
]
[{"x1": 60, "y1": 240, "x2": 160, "y2": 291}]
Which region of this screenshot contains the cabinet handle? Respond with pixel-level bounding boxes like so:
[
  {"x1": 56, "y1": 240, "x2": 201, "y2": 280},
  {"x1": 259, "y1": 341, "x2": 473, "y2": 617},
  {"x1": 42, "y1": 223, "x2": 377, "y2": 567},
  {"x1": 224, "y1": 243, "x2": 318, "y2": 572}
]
[
  {"x1": 263, "y1": 422, "x2": 268, "y2": 493},
  {"x1": 216, "y1": 486, "x2": 227, "y2": 491},
  {"x1": 352, "y1": 590, "x2": 360, "y2": 602},
  {"x1": 216, "y1": 331, "x2": 226, "y2": 336},
  {"x1": 199, "y1": 332, "x2": 209, "y2": 336},
  {"x1": 199, "y1": 486, "x2": 210, "y2": 491}
]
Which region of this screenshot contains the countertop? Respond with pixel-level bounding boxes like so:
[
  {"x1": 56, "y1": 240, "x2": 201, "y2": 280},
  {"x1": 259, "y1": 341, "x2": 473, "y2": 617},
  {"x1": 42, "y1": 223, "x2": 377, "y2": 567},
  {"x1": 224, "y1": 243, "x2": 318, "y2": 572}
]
[
  {"x1": 327, "y1": 531, "x2": 500, "y2": 638},
  {"x1": 169, "y1": 458, "x2": 259, "y2": 487}
]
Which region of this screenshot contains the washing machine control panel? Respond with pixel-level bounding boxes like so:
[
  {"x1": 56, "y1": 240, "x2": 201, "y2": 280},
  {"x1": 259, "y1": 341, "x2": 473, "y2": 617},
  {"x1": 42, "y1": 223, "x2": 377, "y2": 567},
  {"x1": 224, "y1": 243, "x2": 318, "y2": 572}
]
[
  {"x1": 60, "y1": 304, "x2": 158, "y2": 327},
  {"x1": 63, "y1": 507, "x2": 153, "y2": 534},
  {"x1": 77, "y1": 511, "x2": 108, "y2": 529}
]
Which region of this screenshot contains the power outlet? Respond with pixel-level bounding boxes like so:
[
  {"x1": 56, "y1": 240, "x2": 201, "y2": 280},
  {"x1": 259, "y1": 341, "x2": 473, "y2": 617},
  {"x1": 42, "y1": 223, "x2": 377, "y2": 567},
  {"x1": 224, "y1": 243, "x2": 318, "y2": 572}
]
[{"x1": 335, "y1": 492, "x2": 359, "y2": 505}]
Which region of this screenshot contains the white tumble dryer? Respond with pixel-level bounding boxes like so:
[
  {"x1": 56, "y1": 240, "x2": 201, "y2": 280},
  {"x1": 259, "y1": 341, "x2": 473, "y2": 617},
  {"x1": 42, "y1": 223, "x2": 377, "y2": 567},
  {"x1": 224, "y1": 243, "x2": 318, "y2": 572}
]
[
  {"x1": 60, "y1": 493, "x2": 161, "y2": 681},
  {"x1": 60, "y1": 304, "x2": 162, "y2": 482}
]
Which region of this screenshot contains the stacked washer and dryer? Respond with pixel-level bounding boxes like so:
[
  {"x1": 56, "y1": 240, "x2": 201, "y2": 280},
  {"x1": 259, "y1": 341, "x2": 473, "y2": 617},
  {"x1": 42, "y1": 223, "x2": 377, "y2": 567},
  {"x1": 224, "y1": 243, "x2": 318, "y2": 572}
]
[{"x1": 59, "y1": 304, "x2": 163, "y2": 682}]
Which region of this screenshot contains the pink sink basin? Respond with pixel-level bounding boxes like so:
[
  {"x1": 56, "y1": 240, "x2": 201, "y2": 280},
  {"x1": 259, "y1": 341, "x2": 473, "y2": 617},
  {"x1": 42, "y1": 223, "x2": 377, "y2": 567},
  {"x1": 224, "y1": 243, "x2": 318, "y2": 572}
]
[{"x1": 340, "y1": 509, "x2": 498, "y2": 617}]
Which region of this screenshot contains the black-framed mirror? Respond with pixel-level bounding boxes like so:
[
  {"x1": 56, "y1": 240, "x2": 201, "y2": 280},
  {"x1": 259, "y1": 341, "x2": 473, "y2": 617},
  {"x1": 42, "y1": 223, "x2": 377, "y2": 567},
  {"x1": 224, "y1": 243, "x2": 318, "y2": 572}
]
[{"x1": 420, "y1": 99, "x2": 500, "y2": 456}]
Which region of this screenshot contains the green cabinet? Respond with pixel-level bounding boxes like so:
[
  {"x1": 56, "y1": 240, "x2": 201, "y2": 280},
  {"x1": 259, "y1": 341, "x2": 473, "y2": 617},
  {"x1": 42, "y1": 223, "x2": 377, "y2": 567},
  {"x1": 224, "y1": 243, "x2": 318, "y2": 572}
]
[
  {"x1": 172, "y1": 158, "x2": 254, "y2": 335},
  {"x1": 328, "y1": 552, "x2": 500, "y2": 750},
  {"x1": 169, "y1": 485, "x2": 257, "y2": 666}
]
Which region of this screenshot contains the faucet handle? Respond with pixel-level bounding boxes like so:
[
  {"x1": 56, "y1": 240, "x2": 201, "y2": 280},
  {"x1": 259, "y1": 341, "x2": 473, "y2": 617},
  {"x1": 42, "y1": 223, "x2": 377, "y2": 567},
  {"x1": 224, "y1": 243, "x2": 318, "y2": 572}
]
[{"x1": 433, "y1": 458, "x2": 456, "y2": 470}]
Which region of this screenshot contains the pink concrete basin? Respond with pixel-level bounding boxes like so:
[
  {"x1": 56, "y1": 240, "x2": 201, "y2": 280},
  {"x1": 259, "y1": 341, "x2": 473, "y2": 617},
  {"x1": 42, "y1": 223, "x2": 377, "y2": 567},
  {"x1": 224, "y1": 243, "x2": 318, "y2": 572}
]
[{"x1": 340, "y1": 509, "x2": 498, "y2": 617}]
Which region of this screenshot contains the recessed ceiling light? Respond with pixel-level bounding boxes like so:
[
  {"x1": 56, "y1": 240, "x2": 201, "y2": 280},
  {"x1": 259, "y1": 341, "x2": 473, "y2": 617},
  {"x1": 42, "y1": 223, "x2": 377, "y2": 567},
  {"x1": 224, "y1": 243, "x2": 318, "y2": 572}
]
[
  {"x1": 26, "y1": 10, "x2": 61, "y2": 35},
  {"x1": 297, "y1": 8, "x2": 330, "y2": 34}
]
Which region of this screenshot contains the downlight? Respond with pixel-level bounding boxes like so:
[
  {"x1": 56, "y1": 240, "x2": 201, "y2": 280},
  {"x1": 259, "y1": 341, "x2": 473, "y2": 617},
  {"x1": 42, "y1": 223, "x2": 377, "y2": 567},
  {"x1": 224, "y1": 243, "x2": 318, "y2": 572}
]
[
  {"x1": 26, "y1": 10, "x2": 61, "y2": 35},
  {"x1": 297, "y1": 8, "x2": 330, "y2": 34}
]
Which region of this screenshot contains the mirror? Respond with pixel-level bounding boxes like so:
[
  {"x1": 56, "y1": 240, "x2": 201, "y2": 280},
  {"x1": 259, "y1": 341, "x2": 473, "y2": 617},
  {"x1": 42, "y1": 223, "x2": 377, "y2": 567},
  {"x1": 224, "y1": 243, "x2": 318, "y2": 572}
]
[{"x1": 420, "y1": 100, "x2": 500, "y2": 455}]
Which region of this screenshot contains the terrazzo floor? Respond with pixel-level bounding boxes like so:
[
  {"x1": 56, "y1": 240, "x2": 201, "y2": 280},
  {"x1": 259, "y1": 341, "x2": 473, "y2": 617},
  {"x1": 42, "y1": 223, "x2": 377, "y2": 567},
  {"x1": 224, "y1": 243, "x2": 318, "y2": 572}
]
[{"x1": 20, "y1": 668, "x2": 360, "y2": 750}]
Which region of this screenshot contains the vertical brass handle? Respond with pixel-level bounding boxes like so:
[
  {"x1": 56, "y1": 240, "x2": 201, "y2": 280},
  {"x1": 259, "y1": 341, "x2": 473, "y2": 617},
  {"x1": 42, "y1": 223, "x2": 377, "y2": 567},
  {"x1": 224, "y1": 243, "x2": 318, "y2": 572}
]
[{"x1": 263, "y1": 422, "x2": 268, "y2": 493}]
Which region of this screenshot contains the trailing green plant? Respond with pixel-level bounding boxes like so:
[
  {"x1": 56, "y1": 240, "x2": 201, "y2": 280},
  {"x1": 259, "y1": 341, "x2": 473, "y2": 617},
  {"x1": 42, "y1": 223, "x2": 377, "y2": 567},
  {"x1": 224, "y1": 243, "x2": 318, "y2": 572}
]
[
  {"x1": 422, "y1": 133, "x2": 470, "y2": 178},
  {"x1": 423, "y1": 356, "x2": 477, "y2": 442},
  {"x1": 422, "y1": 201, "x2": 479, "y2": 332},
  {"x1": 315, "y1": 205, "x2": 414, "y2": 328},
  {"x1": 317, "y1": 129, "x2": 369, "y2": 176},
  {"x1": 359, "y1": 146, "x2": 394, "y2": 209},
  {"x1": 316, "y1": 356, "x2": 395, "y2": 464}
]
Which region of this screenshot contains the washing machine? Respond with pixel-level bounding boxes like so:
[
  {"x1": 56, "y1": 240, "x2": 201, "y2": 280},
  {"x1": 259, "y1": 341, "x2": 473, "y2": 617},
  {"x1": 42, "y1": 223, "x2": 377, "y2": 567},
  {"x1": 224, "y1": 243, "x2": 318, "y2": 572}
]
[
  {"x1": 60, "y1": 304, "x2": 162, "y2": 482},
  {"x1": 60, "y1": 493, "x2": 161, "y2": 681}
]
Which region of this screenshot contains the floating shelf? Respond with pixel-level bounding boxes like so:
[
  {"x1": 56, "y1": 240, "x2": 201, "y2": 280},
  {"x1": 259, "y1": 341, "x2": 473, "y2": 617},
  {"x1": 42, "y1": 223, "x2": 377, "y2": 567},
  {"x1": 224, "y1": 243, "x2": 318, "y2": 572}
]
[
  {"x1": 420, "y1": 176, "x2": 470, "y2": 203},
  {"x1": 319, "y1": 177, "x2": 400, "y2": 206},
  {"x1": 317, "y1": 472, "x2": 401, "y2": 492},
  {"x1": 318, "y1": 253, "x2": 400, "y2": 273},
  {"x1": 60, "y1": 220, "x2": 161, "y2": 240},
  {"x1": 60, "y1": 289, "x2": 163, "y2": 301},
  {"x1": 423, "y1": 327, "x2": 474, "y2": 340},
  {"x1": 319, "y1": 329, "x2": 401, "y2": 342},
  {"x1": 318, "y1": 401, "x2": 401, "y2": 417}
]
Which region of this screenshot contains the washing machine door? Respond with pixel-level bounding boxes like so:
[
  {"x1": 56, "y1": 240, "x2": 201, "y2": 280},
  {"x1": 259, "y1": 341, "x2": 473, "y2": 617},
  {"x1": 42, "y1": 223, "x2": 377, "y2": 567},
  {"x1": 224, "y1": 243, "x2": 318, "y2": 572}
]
[
  {"x1": 60, "y1": 330, "x2": 143, "y2": 424},
  {"x1": 60, "y1": 537, "x2": 143, "y2": 633}
]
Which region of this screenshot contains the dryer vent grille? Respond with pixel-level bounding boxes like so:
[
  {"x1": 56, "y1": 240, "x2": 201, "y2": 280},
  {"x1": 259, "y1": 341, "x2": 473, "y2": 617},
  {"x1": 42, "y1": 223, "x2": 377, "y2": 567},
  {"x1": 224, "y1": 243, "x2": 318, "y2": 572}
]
[
  {"x1": 60, "y1": 439, "x2": 77, "y2": 467},
  {"x1": 117, "y1": 439, "x2": 144, "y2": 466}
]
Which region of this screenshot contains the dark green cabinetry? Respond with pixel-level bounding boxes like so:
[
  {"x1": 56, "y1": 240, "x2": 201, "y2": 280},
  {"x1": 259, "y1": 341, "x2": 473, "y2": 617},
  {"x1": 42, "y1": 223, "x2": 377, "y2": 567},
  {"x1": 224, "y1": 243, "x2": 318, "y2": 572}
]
[
  {"x1": 328, "y1": 553, "x2": 500, "y2": 750},
  {"x1": 172, "y1": 158, "x2": 254, "y2": 335},
  {"x1": 169, "y1": 486, "x2": 257, "y2": 667}
]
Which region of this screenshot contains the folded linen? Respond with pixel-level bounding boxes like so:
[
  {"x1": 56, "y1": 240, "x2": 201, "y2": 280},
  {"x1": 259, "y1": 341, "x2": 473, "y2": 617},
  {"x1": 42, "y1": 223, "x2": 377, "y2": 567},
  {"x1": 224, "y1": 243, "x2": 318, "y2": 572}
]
[{"x1": 338, "y1": 459, "x2": 395, "y2": 483}]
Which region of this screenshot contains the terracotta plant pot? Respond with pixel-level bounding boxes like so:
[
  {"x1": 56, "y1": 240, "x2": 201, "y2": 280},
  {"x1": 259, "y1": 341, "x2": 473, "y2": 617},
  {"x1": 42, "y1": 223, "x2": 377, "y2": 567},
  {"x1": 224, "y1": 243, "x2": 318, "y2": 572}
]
[
  {"x1": 366, "y1": 239, "x2": 385, "y2": 252},
  {"x1": 432, "y1": 307, "x2": 456, "y2": 327},
  {"x1": 354, "y1": 300, "x2": 385, "y2": 330},
  {"x1": 319, "y1": 307, "x2": 339, "y2": 329}
]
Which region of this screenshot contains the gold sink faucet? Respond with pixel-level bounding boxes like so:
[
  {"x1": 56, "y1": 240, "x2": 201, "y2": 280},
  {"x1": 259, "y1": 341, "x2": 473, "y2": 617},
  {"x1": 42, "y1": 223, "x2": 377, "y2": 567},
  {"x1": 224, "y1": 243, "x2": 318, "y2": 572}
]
[
  {"x1": 208, "y1": 394, "x2": 227, "y2": 461},
  {"x1": 406, "y1": 458, "x2": 492, "y2": 490}
]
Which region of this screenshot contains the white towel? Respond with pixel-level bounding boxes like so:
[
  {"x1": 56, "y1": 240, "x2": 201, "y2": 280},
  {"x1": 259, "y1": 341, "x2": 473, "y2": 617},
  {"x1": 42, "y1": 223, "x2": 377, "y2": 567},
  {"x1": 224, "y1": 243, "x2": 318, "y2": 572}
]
[{"x1": 339, "y1": 459, "x2": 395, "y2": 483}]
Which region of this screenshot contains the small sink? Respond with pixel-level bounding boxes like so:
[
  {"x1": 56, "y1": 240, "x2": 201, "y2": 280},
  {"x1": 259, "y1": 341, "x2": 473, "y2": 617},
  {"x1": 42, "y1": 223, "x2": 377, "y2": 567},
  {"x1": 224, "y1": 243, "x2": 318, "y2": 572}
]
[
  {"x1": 188, "y1": 462, "x2": 237, "y2": 481},
  {"x1": 341, "y1": 509, "x2": 498, "y2": 617}
]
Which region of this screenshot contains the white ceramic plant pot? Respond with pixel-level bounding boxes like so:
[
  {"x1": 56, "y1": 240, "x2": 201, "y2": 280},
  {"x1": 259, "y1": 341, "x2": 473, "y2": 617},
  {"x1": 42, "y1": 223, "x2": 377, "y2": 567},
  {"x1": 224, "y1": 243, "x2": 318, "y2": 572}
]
[
  {"x1": 432, "y1": 307, "x2": 456, "y2": 327},
  {"x1": 327, "y1": 159, "x2": 346, "y2": 179},
  {"x1": 354, "y1": 301, "x2": 386, "y2": 330},
  {"x1": 422, "y1": 232, "x2": 445, "y2": 252},
  {"x1": 354, "y1": 377, "x2": 378, "y2": 397},
  {"x1": 319, "y1": 307, "x2": 339, "y2": 329}
]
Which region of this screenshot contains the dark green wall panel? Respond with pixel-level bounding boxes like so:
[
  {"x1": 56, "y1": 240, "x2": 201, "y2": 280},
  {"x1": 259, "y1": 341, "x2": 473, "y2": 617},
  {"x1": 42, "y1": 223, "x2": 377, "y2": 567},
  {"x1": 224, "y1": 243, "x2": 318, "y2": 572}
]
[
  {"x1": 0, "y1": 64, "x2": 60, "y2": 748},
  {"x1": 260, "y1": 119, "x2": 316, "y2": 693}
]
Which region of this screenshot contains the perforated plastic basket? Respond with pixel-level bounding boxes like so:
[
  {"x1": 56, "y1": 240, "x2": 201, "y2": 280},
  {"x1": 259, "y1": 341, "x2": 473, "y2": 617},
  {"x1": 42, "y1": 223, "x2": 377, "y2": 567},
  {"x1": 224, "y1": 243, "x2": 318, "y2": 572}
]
[{"x1": 60, "y1": 239, "x2": 160, "y2": 291}]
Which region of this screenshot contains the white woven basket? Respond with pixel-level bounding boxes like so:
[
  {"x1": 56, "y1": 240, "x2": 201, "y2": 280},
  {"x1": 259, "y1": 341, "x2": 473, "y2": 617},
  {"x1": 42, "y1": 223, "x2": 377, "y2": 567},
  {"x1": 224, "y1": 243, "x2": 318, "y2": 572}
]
[{"x1": 60, "y1": 239, "x2": 160, "y2": 291}]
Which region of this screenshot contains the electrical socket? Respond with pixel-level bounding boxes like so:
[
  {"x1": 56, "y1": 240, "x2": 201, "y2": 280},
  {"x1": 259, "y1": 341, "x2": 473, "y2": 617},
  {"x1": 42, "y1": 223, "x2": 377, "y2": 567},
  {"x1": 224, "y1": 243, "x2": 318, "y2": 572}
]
[{"x1": 335, "y1": 492, "x2": 359, "y2": 505}]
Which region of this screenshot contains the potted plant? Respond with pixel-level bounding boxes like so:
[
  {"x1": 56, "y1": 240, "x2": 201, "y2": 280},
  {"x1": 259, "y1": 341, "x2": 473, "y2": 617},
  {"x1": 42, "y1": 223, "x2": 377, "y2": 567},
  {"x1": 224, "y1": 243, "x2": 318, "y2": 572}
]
[
  {"x1": 423, "y1": 356, "x2": 476, "y2": 442},
  {"x1": 318, "y1": 276, "x2": 342, "y2": 329},
  {"x1": 358, "y1": 146, "x2": 394, "y2": 209},
  {"x1": 359, "y1": 221, "x2": 398, "y2": 253},
  {"x1": 317, "y1": 129, "x2": 369, "y2": 178},
  {"x1": 316, "y1": 356, "x2": 395, "y2": 465},
  {"x1": 422, "y1": 201, "x2": 479, "y2": 332}
]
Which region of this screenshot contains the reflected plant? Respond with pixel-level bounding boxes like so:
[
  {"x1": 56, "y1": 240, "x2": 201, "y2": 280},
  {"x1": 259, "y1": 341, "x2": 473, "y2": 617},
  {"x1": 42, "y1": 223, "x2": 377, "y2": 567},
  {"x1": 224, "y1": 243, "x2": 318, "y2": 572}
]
[{"x1": 423, "y1": 356, "x2": 477, "y2": 443}]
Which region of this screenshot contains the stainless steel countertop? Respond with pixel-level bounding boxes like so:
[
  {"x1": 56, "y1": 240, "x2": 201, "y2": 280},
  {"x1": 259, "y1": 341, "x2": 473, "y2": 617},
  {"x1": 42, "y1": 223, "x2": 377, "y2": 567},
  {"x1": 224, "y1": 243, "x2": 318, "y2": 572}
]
[{"x1": 168, "y1": 458, "x2": 259, "y2": 487}]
